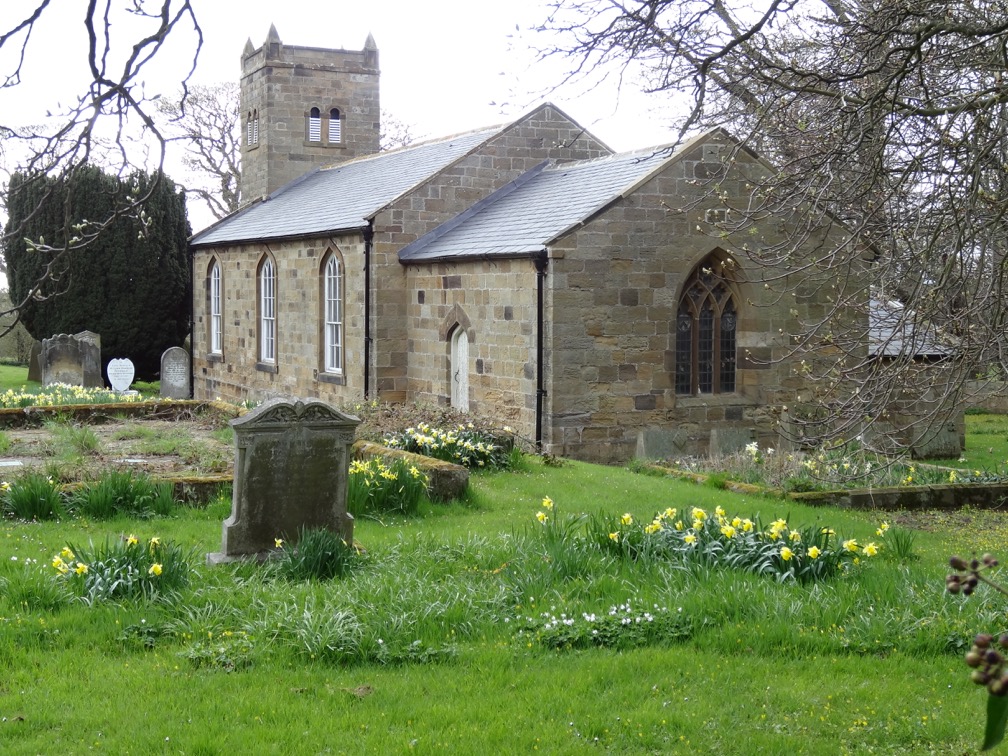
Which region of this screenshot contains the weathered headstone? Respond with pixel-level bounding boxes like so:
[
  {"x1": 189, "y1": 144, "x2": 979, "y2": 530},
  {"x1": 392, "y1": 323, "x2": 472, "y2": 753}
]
[
  {"x1": 40, "y1": 331, "x2": 102, "y2": 388},
  {"x1": 159, "y1": 347, "x2": 190, "y2": 399},
  {"x1": 208, "y1": 398, "x2": 360, "y2": 564},
  {"x1": 27, "y1": 341, "x2": 42, "y2": 382},
  {"x1": 106, "y1": 358, "x2": 135, "y2": 393},
  {"x1": 709, "y1": 427, "x2": 757, "y2": 456}
]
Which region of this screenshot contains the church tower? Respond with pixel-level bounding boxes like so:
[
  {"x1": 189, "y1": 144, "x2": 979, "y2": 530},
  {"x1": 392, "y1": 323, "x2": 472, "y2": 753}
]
[{"x1": 239, "y1": 25, "x2": 380, "y2": 203}]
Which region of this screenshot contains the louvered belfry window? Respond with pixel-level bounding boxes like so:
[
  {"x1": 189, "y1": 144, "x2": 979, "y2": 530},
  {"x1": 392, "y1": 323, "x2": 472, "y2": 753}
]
[
  {"x1": 675, "y1": 259, "x2": 738, "y2": 395},
  {"x1": 328, "y1": 108, "x2": 341, "y2": 144},
  {"x1": 307, "y1": 107, "x2": 322, "y2": 142}
]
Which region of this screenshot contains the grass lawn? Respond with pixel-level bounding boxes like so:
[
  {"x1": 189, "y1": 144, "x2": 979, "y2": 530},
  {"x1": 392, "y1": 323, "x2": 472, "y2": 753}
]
[{"x1": 1, "y1": 453, "x2": 1004, "y2": 753}]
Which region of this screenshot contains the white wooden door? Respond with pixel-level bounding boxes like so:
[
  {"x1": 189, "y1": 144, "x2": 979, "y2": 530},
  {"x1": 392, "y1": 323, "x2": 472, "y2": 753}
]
[{"x1": 451, "y1": 329, "x2": 469, "y2": 412}]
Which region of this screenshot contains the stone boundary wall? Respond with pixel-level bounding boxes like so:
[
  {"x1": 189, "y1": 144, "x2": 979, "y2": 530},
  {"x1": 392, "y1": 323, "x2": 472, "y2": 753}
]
[
  {"x1": 965, "y1": 381, "x2": 1008, "y2": 414},
  {"x1": 646, "y1": 463, "x2": 1008, "y2": 511}
]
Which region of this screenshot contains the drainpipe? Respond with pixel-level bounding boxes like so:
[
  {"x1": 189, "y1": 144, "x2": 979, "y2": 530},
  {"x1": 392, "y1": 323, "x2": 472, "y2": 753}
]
[
  {"x1": 363, "y1": 223, "x2": 373, "y2": 399},
  {"x1": 534, "y1": 251, "x2": 548, "y2": 451},
  {"x1": 188, "y1": 246, "x2": 195, "y2": 399}
]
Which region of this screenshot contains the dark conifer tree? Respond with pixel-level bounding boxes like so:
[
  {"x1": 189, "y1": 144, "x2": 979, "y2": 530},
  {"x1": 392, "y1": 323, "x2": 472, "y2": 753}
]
[{"x1": 3, "y1": 166, "x2": 191, "y2": 381}]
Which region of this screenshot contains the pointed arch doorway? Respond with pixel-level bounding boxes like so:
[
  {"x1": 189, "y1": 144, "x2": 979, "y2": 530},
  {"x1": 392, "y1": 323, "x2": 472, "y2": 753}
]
[{"x1": 450, "y1": 327, "x2": 470, "y2": 412}]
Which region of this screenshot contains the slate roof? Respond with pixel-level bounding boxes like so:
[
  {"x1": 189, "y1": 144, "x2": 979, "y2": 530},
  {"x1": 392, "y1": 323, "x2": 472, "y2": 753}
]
[
  {"x1": 869, "y1": 296, "x2": 950, "y2": 358},
  {"x1": 190, "y1": 126, "x2": 500, "y2": 247},
  {"x1": 398, "y1": 144, "x2": 683, "y2": 262}
]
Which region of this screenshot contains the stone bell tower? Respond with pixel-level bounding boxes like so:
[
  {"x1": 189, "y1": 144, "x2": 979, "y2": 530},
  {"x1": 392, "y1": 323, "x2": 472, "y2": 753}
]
[{"x1": 239, "y1": 24, "x2": 380, "y2": 203}]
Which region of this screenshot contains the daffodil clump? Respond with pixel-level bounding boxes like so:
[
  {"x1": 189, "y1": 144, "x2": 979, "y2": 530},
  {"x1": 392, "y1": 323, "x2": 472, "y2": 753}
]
[
  {"x1": 52, "y1": 533, "x2": 190, "y2": 604},
  {"x1": 0, "y1": 383, "x2": 144, "y2": 409},
  {"x1": 347, "y1": 457, "x2": 429, "y2": 516},
  {"x1": 384, "y1": 422, "x2": 513, "y2": 469},
  {"x1": 542, "y1": 500, "x2": 881, "y2": 584}
]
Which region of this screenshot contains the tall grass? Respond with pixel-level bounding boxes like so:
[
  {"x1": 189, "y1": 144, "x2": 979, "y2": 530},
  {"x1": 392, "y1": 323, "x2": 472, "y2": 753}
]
[{"x1": 0, "y1": 456, "x2": 996, "y2": 752}]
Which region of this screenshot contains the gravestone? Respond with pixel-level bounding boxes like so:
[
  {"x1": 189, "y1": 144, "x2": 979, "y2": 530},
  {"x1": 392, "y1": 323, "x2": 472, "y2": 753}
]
[
  {"x1": 208, "y1": 398, "x2": 360, "y2": 563},
  {"x1": 709, "y1": 426, "x2": 757, "y2": 456},
  {"x1": 40, "y1": 331, "x2": 102, "y2": 388},
  {"x1": 27, "y1": 341, "x2": 42, "y2": 382},
  {"x1": 106, "y1": 358, "x2": 135, "y2": 393},
  {"x1": 159, "y1": 347, "x2": 190, "y2": 399}
]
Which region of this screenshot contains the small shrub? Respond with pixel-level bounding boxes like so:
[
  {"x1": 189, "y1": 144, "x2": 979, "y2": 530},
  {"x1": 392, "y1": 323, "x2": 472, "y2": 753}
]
[
  {"x1": 183, "y1": 630, "x2": 255, "y2": 671},
  {"x1": 0, "y1": 432, "x2": 11, "y2": 454},
  {"x1": 2, "y1": 559, "x2": 71, "y2": 611},
  {"x1": 384, "y1": 422, "x2": 513, "y2": 469},
  {"x1": 3, "y1": 472, "x2": 65, "y2": 521},
  {"x1": 347, "y1": 457, "x2": 429, "y2": 516},
  {"x1": 276, "y1": 527, "x2": 358, "y2": 581},
  {"x1": 70, "y1": 470, "x2": 161, "y2": 519},
  {"x1": 53, "y1": 534, "x2": 191, "y2": 604}
]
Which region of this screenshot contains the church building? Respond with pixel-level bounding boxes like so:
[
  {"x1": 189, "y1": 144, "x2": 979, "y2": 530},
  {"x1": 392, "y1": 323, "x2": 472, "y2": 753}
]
[{"x1": 189, "y1": 27, "x2": 860, "y2": 463}]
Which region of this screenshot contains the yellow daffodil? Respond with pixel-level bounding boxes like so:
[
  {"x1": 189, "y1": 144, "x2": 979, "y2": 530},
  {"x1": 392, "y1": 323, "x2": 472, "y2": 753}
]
[
  {"x1": 664, "y1": 507, "x2": 676, "y2": 519},
  {"x1": 864, "y1": 542, "x2": 878, "y2": 557},
  {"x1": 742, "y1": 519, "x2": 753, "y2": 532},
  {"x1": 876, "y1": 522, "x2": 889, "y2": 536},
  {"x1": 789, "y1": 530, "x2": 801, "y2": 543},
  {"x1": 691, "y1": 507, "x2": 707, "y2": 521},
  {"x1": 149, "y1": 563, "x2": 163, "y2": 576},
  {"x1": 721, "y1": 525, "x2": 736, "y2": 538},
  {"x1": 274, "y1": 538, "x2": 284, "y2": 548},
  {"x1": 780, "y1": 546, "x2": 794, "y2": 561},
  {"x1": 126, "y1": 534, "x2": 138, "y2": 547},
  {"x1": 683, "y1": 533, "x2": 697, "y2": 545},
  {"x1": 536, "y1": 511, "x2": 548, "y2": 524},
  {"x1": 542, "y1": 496, "x2": 554, "y2": 510},
  {"x1": 149, "y1": 536, "x2": 161, "y2": 549},
  {"x1": 75, "y1": 562, "x2": 88, "y2": 575},
  {"x1": 609, "y1": 531, "x2": 620, "y2": 542},
  {"x1": 675, "y1": 520, "x2": 685, "y2": 531},
  {"x1": 808, "y1": 546, "x2": 821, "y2": 559},
  {"x1": 715, "y1": 506, "x2": 726, "y2": 518},
  {"x1": 52, "y1": 556, "x2": 66, "y2": 571},
  {"x1": 692, "y1": 519, "x2": 704, "y2": 530},
  {"x1": 0, "y1": 481, "x2": 9, "y2": 492},
  {"x1": 732, "y1": 516, "x2": 742, "y2": 528},
  {"x1": 645, "y1": 521, "x2": 662, "y2": 534},
  {"x1": 60, "y1": 546, "x2": 74, "y2": 560},
  {"x1": 620, "y1": 513, "x2": 634, "y2": 526},
  {"x1": 843, "y1": 539, "x2": 859, "y2": 553}
]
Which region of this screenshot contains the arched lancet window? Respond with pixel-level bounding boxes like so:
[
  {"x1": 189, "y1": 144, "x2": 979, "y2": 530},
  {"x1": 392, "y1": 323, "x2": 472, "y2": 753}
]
[
  {"x1": 252, "y1": 108, "x2": 259, "y2": 145},
  {"x1": 208, "y1": 259, "x2": 222, "y2": 354},
  {"x1": 258, "y1": 256, "x2": 276, "y2": 363},
  {"x1": 307, "y1": 107, "x2": 322, "y2": 143},
  {"x1": 246, "y1": 111, "x2": 254, "y2": 146},
  {"x1": 675, "y1": 256, "x2": 739, "y2": 395},
  {"x1": 328, "y1": 107, "x2": 342, "y2": 144},
  {"x1": 323, "y1": 254, "x2": 343, "y2": 374}
]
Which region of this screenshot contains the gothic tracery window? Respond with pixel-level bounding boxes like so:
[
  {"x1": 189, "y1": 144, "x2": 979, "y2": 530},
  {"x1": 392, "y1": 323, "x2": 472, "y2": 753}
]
[{"x1": 675, "y1": 258, "x2": 738, "y2": 395}]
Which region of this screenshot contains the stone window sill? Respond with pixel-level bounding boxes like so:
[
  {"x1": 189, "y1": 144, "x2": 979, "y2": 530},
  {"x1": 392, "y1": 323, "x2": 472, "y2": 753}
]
[{"x1": 255, "y1": 362, "x2": 278, "y2": 374}]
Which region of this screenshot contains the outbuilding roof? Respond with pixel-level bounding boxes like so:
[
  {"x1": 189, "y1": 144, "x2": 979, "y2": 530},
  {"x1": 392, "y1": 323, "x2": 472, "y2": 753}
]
[{"x1": 190, "y1": 126, "x2": 500, "y2": 247}]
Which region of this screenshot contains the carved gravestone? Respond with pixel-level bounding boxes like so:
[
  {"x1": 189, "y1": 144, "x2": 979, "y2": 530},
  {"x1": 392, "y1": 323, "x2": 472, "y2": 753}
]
[
  {"x1": 208, "y1": 398, "x2": 360, "y2": 563},
  {"x1": 106, "y1": 358, "x2": 134, "y2": 393},
  {"x1": 27, "y1": 341, "x2": 42, "y2": 382},
  {"x1": 40, "y1": 331, "x2": 102, "y2": 388},
  {"x1": 159, "y1": 347, "x2": 190, "y2": 399}
]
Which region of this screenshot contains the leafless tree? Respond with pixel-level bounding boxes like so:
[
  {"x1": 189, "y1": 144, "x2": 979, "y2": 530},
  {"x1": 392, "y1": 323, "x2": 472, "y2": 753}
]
[
  {"x1": 0, "y1": 1, "x2": 201, "y2": 320},
  {"x1": 158, "y1": 82, "x2": 241, "y2": 220},
  {"x1": 538, "y1": 0, "x2": 1008, "y2": 450},
  {"x1": 380, "y1": 113, "x2": 421, "y2": 152}
]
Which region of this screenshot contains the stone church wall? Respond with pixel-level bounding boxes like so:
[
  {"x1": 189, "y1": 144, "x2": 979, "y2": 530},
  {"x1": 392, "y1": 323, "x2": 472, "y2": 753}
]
[{"x1": 192, "y1": 233, "x2": 368, "y2": 406}]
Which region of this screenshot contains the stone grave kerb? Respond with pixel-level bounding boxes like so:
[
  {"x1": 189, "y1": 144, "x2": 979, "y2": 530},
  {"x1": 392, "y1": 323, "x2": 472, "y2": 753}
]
[{"x1": 208, "y1": 397, "x2": 360, "y2": 564}]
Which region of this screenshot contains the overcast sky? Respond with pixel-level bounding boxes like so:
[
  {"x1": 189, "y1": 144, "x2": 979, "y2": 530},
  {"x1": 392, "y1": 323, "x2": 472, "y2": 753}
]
[{"x1": 2, "y1": 1, "x2": 682, "y2": 231}]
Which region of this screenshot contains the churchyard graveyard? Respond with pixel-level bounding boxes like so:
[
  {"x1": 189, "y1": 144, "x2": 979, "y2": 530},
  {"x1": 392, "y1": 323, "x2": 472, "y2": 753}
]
[{"x1": 0, "y1": 374, "x2": 1005, "y2": 752}]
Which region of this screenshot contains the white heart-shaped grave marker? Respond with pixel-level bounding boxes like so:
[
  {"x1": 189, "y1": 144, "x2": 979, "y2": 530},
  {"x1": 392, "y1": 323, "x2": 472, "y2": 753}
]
[{"x1": 107, "y1": 358, "x2": 135, "y2": 392}]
